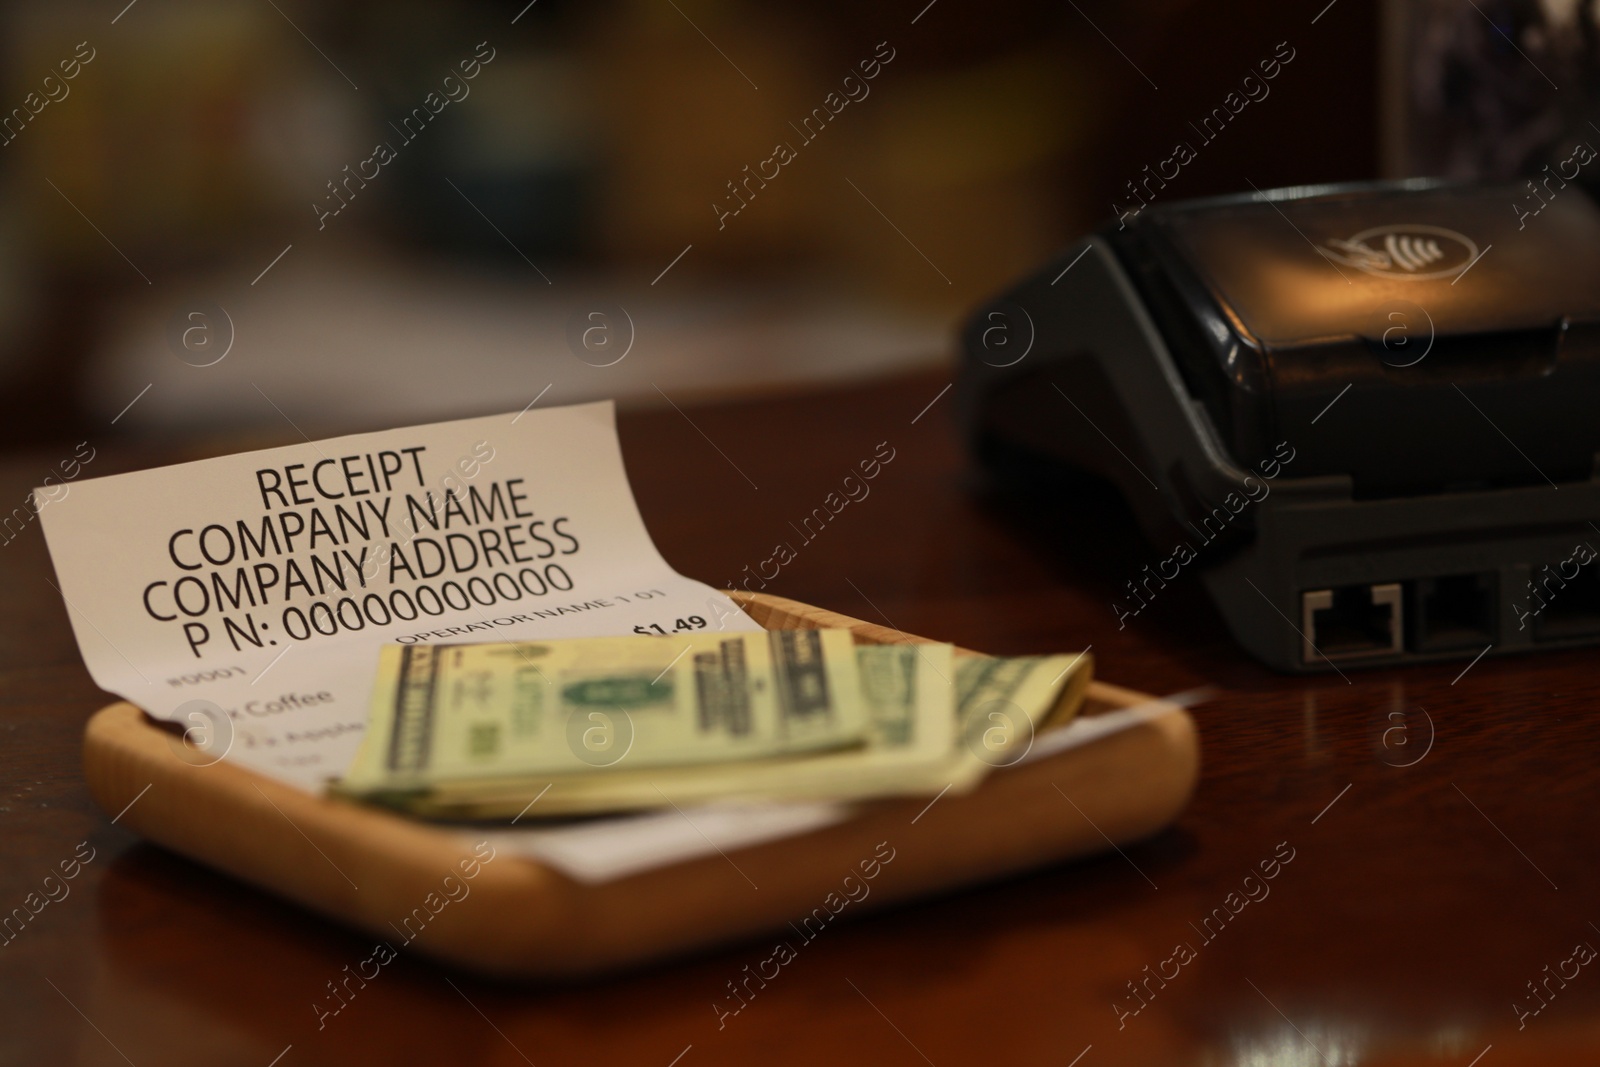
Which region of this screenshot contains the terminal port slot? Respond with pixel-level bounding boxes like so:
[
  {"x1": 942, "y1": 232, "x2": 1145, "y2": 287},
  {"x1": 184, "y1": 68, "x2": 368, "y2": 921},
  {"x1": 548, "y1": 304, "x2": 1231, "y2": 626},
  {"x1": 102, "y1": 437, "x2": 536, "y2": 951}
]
[
  {"x1": 1411, "y1": 573, "x2": 1497, "y2": 652},
  {"x1": 1532, "y1": 561, "x2": 1600, "y2": 640},
  {"x1": 1300, "y1": 583, "x2": 1403, "y2": 665}
]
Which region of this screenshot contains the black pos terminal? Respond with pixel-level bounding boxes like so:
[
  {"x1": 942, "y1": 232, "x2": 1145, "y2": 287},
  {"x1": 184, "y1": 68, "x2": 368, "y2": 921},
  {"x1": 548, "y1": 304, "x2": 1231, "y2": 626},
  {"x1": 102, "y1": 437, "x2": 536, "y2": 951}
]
[{"x1": 958, "y1": 179, "x2": 1600, "y2": 672}]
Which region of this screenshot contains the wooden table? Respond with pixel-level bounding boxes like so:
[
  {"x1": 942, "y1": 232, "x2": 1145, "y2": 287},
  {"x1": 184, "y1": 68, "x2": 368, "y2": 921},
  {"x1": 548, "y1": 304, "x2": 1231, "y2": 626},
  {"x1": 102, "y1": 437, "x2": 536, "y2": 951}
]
[{"x1": 3, "y1": 369, "x2": 1594, "y2": 1066}]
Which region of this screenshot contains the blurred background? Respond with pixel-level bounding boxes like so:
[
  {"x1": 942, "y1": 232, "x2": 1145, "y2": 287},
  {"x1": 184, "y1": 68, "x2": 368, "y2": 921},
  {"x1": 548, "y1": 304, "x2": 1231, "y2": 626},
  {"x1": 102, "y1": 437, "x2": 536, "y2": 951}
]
[{"x1": 0, "y1": 0, "x2": 1594, "y2": 446}]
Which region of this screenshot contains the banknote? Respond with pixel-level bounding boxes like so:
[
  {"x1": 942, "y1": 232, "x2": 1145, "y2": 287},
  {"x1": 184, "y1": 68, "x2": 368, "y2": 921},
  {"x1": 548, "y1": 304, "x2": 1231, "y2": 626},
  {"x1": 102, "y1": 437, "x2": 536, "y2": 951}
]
[
  {"x1": 337, "y1": 628, "x2": 867, "y2": 794},
  {"x1": 392, "y1": 642, "x2": 958, "y2": 814},
  {"x1": 338, "y1": 641, "x2": 1093, "y2": 819},
  {"x1": 940, "y1": 650, "x2": 1093, "y2": 789}
]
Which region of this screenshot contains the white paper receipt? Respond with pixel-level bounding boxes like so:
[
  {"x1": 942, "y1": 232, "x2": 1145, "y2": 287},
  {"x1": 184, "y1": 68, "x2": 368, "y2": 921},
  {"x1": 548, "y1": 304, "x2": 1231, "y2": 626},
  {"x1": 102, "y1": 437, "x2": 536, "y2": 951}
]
[{"x1": 37, "y1": 401, "x2": 760, "y2": 792}]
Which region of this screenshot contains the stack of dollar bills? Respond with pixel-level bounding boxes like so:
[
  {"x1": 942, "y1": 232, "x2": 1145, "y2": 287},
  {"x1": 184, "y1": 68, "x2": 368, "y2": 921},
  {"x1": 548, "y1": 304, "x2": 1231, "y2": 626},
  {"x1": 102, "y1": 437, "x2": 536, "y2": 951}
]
[{"x1": 334, "y1": 629, "x2": 1093, "y2": 820}]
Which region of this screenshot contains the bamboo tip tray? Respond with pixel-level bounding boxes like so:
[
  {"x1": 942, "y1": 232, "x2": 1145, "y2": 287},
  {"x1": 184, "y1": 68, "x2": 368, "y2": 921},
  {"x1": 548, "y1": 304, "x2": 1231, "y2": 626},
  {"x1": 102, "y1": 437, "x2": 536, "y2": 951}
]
[{"x1": 82, "y1": 592, "x2": 1200, "y2": 979}]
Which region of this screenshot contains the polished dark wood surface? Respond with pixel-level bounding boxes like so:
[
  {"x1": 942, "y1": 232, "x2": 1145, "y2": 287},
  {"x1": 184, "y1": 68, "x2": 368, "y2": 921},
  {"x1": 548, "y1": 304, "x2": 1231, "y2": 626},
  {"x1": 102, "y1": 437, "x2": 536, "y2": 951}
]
[{"x1": 3, "y1": 369, "x2": 1597, "y2": 1066}]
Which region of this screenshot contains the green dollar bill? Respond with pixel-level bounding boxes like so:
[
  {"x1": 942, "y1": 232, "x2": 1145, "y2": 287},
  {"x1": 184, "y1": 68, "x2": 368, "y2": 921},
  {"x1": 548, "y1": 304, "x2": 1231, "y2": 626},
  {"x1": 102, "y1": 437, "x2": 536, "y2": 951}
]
[
  {"x1": 337, "y1": 641, "x2": 1093, "y2": 820},
  {"x1": 337, "y1": 628, "x2": 867, "y2": 795}
]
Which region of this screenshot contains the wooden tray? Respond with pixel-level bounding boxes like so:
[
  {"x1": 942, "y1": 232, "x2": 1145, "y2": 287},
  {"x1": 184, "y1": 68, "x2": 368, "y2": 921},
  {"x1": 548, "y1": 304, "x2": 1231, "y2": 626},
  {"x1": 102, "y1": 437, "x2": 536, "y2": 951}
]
[{"x1": 82, "y1": 592, "x2": 1199, "y2": 979}]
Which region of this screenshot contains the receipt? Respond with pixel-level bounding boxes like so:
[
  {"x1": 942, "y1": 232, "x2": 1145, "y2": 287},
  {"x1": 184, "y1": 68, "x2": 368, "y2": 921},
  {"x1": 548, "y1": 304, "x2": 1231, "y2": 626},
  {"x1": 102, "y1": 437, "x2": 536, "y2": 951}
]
[{"x1": 38, "y1": 401, "x2": 760, "y2": 791}]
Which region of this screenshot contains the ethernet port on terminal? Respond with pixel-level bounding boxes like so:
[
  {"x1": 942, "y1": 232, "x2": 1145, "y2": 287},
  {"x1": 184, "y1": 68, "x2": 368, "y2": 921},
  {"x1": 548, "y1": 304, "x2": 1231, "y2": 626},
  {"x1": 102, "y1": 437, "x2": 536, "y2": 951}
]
[{"x1": 1300, "y1": 583, "x2": 1403, "y2": 665}]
